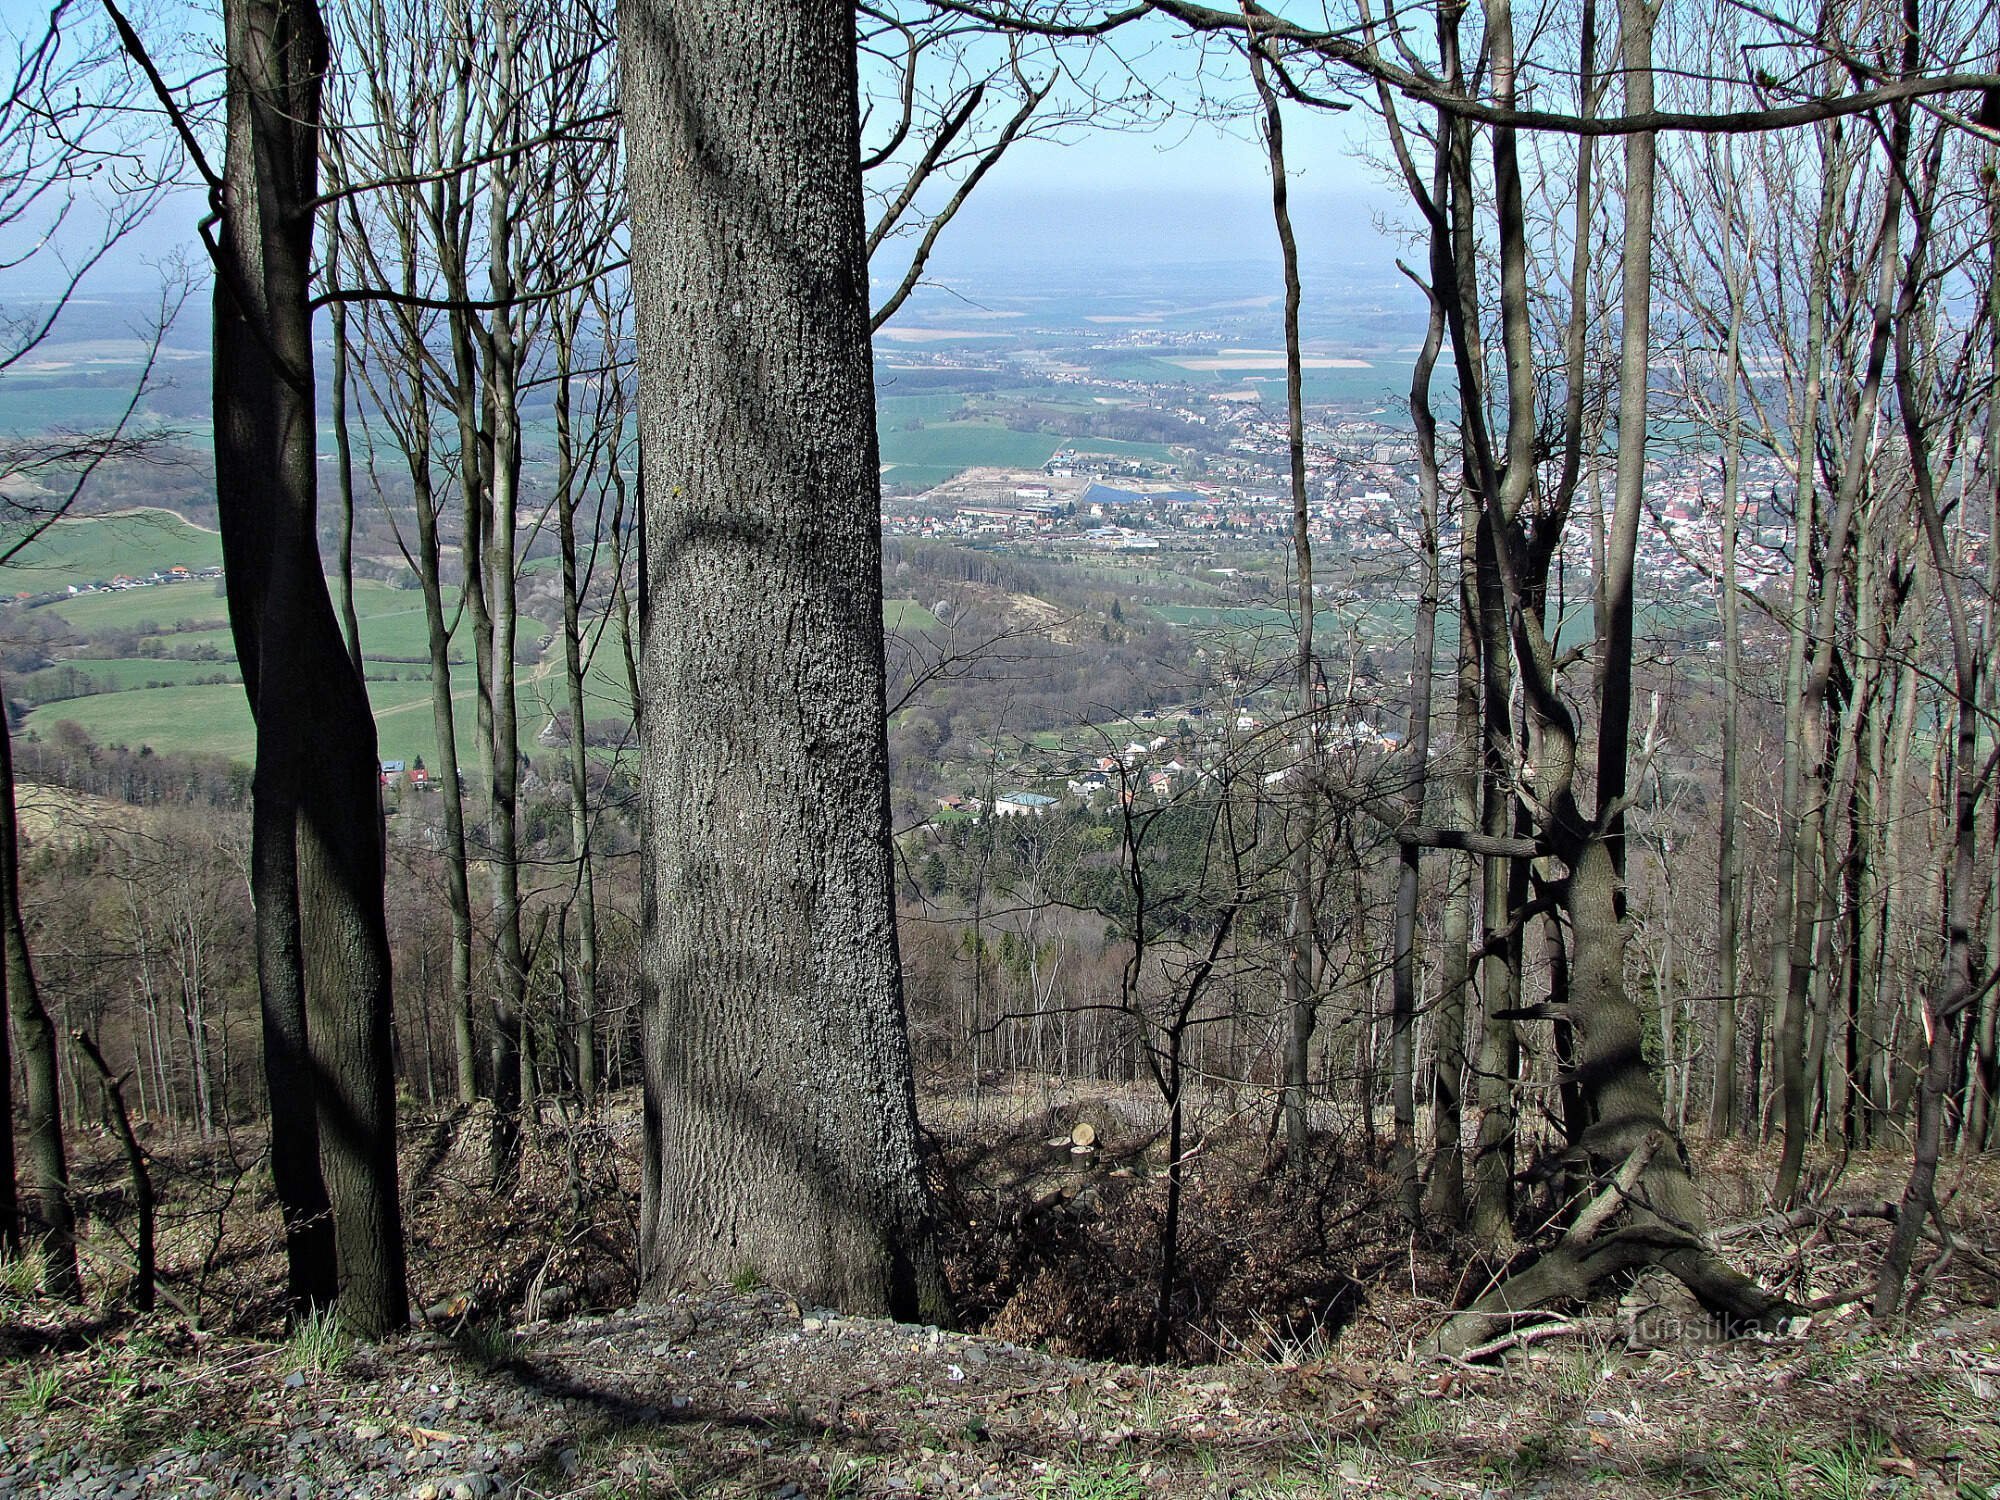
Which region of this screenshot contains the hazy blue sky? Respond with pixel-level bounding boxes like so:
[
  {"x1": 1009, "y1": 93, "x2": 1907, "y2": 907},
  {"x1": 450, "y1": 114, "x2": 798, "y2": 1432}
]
[
  {"x1": 910, "y1": 102, "x2": 1404, "y2": 279},
  {"x1": 0, "y1": 0, "x2": 1406, "y2": 296},
  {"x1": 13, "y1": 161, "x2": 1403, "y2": 305}
]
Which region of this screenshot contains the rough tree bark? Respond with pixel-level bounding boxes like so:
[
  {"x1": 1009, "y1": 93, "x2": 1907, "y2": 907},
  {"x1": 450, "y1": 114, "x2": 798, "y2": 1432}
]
[{"x1": 622, "y1": 0, "x2": 952, "y2": 1322}]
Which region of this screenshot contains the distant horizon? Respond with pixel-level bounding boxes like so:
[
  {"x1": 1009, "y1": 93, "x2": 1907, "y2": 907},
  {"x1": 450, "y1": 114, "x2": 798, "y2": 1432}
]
[{"x1": 11, "y1": 178, "x2": 1411, "y2": 301}]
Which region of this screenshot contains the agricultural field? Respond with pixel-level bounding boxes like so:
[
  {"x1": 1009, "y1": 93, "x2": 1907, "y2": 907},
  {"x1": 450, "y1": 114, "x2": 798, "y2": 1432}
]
[
  {"x1": 1150, "y1": 599, "x2": 1419, "y2": 643},
  {"x1": 878, "y1": 419, "x2": 1061, "y2": 488},
  {"x1": 25, "y1": 682, "x2": 258, "y2": 759},
  {"x1": 875, "y1": 391, "x2": 969, "y2": 430},
  {"x1": 1056, "y1": 435, "x2": 1178, "y2": 462},
  {"x1": 18, "y1": 657, "x2": 240, "y2": 697},
  {"x1": 23, "y1": 667, "x2": 562, "y2": 767},
  {"x1": 0, "y1": 383, "x2": 157, "y2": 435},
  {"x1": 28, "y1": 582, "x2": 229, "y2": 635},
  {"x1": 6, "y1": 516, "x2": 950, "y2": 763},
  {"x1": 3, "y1": 507, "x2": 224, "y2": 594},
  {"x1": 877, "y1": 415, "x2": 1180, "y2": 490}
]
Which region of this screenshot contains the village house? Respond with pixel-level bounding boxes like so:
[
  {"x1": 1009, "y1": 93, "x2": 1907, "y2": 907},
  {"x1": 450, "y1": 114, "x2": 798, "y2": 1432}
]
[{"x1": 992, "y1": 791, "x2": 1057, "y2": 819}]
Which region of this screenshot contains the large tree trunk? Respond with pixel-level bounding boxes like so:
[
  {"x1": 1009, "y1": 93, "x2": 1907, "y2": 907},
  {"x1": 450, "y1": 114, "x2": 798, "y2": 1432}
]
[
  {"x1": 0, "y1": 763, "x2": 14, "y2": 1261},
  {"x1": 215, "y1": 0, "x2": 406, "y2": 1335},
  {"x1": 622, "y1": 0, "x2": 951, "y2": 1323}
]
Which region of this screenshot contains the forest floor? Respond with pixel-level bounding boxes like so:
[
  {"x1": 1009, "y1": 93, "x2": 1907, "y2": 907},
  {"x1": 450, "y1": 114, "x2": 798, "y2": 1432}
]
[{"x1": 0, "y1": 1086, "x2": 1995, "y2": 1499}]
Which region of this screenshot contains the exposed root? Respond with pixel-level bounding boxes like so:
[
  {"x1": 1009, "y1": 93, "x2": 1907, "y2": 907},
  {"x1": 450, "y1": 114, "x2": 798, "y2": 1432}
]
[{"x1": 1430, "y1": 1133, "x2": 1801, "y2": 1359}]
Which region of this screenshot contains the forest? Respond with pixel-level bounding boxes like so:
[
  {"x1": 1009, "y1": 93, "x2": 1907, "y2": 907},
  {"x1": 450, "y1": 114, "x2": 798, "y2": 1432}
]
[{"x1": 0, "y1": 0, "x2": 1997, "y2": 1494}]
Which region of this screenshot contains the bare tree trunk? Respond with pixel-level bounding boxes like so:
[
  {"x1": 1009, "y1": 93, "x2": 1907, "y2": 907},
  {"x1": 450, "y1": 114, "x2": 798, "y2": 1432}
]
[
  {"x1": 1776, "y1": 122, "x2": 1899, "y2": 1204},
  {"x1": 1874, "y1": 629, "x2": 1923, "y2": 1128},
  {"x1": 73, "y1": 1029, "x2": 152, "y2": 1311},
  {"x1": 1427, "y1": 479, "x2": 1481, "y2": 1227},
  {"x1": 1390, "y1": 234, "x2": 1447, "y2": 1225},
  {"x1": 1967, "y1": 171, "x2": 2000, "y2": 1155},
  {"x1": 552, "y1": 314, "x2": 603, "y2": 1107},
  {"x1": 326, "y1": 237, "x2": 363, "y2": 675},
  {"x1": 1709, "y1": 257, "x2": 1746, "y2": 1137},
  {"x1": 623, "y1": 0, "x2": 951, "y2": 1322},
  {"x1": 1470, "y1": 528, "x2": 1520, "y2": 1249},
  {"x1": 478, "y1": 7, "x2": 529, "y2": 1183},
  {"x1": 1766, "y1": 121, "x2": 1845, "y2": 1155},
  {"x1": 1876, "y1": 93, "x2": 1983, "y2": 1309},
  {"x1": 1246, "y1": 32, "x2": 1318, "y2": 1164},
  {"x1": 1366, "y1": 22, "x2": 1468, "y2": 1228},
  {"x1": 214, "y1": 0, "x2": 406, "y2": 1334},
  {"x1": 408, "y1": 408, "x2": 480, "y2": 1109},
  {"x1": 1593, "y1": 0, "x2": 1657, "y2": 895},
  {"x1": 0, "y1": 687, "x2": 78, "y2": 1298}
]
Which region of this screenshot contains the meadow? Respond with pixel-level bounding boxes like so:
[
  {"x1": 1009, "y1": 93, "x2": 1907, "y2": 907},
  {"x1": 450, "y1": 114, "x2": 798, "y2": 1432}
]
[
  {"x1": 3, "y1": 508, "x2": 223, "y2": 593},
  {"x1": 6, "y1": 516, "x2": 950, "y2": 763},
  {"x1": 877, "y1": 419, "x2": 1061, "y2": 484}
]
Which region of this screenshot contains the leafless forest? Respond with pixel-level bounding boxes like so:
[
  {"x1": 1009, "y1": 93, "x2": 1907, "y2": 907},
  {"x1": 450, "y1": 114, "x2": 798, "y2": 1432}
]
[{"x1": 0, "y1": 0, "x2": 1997, "y2": 1417}]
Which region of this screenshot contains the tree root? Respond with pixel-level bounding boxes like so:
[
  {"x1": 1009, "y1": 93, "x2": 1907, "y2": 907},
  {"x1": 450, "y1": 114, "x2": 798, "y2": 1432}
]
[{"x1": 1428, "y1": 1134, "x2": 1802, "y2": 1359}]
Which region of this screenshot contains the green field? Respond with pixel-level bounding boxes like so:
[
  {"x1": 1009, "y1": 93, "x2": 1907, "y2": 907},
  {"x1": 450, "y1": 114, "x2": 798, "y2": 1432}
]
[
  {"x1": 878, "y1": 420, "x2": 1060, "y2": 476},
  {"x1": 25, "y1": 668, "x2": 559, "y2": 767},
  {"x1": 30, "y1": 577, "x2": 477, "y2": 664},
  {"x1": 1, "y1": 508, "x2": 224, "y2": 594},
  {"x1": 879, "y1": 464, "x2": 966, "y2": 492},
  {"x1": 1058, "y1": 436, "x2": 1177, "y2": 463},
  {"x1": 885, "y1": 598, "x2": 943, "y2": 632},
  {"x1": 343, "y1": 584, "x2": 473, "y2": 664},
  {"x1": 874, "y1": 405, "x2": 1182, "y2": 491},
  {"x1": 27, "y1": 585, "x2": 229, "y2": 635},
  {"x1": 20, "y1": 657, "x2": 240, "y2": 699},
  {"x1": 4, "y1": 514, "x2": 943, "y2": 762},
  {"x1": 875, "y1": 392, "x2": 968, "y2": 431},
  {"x1": 27, "y1": 683, "x2": 258, "y2": 759}
]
